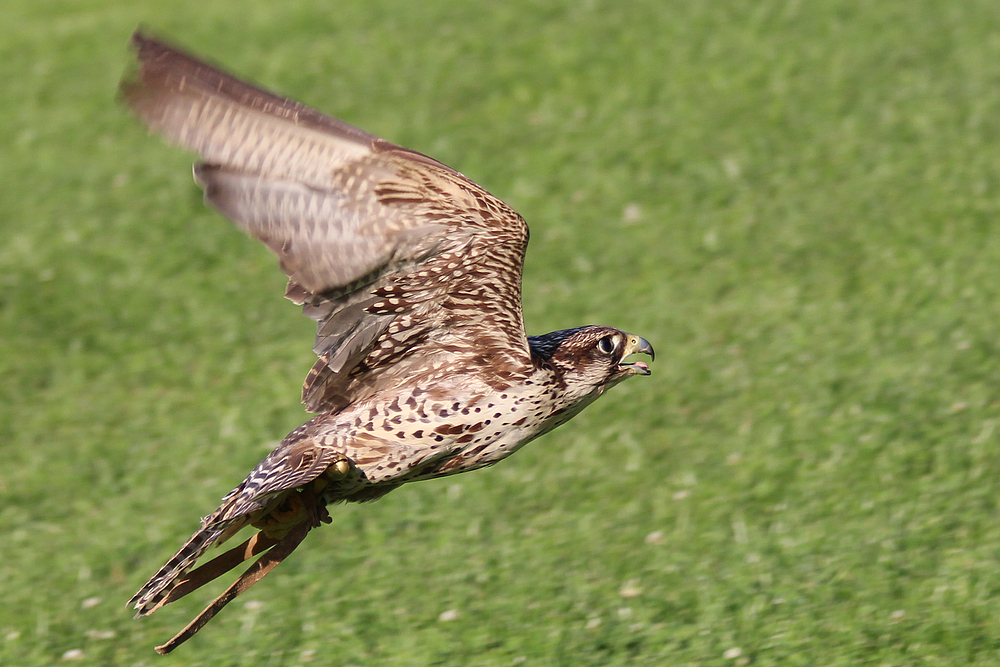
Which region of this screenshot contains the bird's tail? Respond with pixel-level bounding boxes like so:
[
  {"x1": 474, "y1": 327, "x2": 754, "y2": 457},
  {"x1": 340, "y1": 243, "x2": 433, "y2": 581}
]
[
  {"x1": 128, "y1": 522, "x2": 228, "y2": 617},
  {"x1": 130, "y1": 497, "x2": 322, "y2": 654}
]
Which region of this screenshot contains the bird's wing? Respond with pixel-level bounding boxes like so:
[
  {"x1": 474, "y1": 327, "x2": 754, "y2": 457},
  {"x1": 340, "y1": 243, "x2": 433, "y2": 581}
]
[{"x1": 121, "y1": 32, "x2": 532, "y2": 412}]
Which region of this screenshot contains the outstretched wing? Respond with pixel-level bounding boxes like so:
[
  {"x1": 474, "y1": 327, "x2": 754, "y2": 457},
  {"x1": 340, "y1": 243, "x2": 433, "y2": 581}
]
[{"x1": 121, "y1": 32, "x2": 532, "y2": 412}]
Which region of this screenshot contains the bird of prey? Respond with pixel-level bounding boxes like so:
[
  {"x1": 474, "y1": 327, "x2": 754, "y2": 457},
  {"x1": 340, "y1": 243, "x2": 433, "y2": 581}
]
[{"x1": 121, "y1": 31, "x2": 653, "y2": 654}]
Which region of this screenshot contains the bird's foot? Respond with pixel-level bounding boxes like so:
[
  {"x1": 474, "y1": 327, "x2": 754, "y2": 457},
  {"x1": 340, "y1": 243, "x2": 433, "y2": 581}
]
[
  {"x1": 253, "y1": 494, "x2": 307, "y2": 539},
  {"x1": 252, "y1": 480, "x2": 333, "y2": 538}
]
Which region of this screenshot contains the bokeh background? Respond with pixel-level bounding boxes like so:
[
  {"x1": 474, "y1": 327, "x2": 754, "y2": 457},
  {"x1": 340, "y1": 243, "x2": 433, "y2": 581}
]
[{"x1": 4, "y1": 1, "x2": 1000, "y2": 664}]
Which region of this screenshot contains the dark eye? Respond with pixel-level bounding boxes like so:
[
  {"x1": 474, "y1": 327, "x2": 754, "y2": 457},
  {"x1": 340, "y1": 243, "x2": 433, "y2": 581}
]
[{"x1": 597, "y1": 336, "x2": 616, "y2": 355}]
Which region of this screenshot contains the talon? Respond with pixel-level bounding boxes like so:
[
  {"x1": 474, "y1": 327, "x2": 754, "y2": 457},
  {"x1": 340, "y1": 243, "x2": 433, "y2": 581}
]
[
  {"x1": 252, "y1": 494, "x2": 307, "y2": 539},
  {"x1": 314, "y1": 501, "x2": 332, "y2": 526}
]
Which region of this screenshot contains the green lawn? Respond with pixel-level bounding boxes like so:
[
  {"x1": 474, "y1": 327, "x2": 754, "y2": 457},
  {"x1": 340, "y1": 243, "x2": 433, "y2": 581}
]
[{"x1": 4, "y1": 0, "x2": 1000, "y2": 664}]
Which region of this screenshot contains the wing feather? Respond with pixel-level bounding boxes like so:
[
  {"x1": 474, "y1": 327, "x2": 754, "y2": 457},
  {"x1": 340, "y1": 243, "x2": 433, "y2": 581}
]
[
  {"x1": 122, "y1": 32, "x2": 532, "y2": 412},
  {"x1": 121, "y1": 32, "x2": 378, "y2": 184}
]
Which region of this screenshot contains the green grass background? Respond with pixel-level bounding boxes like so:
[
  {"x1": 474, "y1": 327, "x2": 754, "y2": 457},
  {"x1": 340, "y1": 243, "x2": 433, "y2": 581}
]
[{"x1": 3, "y1": 0, "x2": 1000, "y2": 664}]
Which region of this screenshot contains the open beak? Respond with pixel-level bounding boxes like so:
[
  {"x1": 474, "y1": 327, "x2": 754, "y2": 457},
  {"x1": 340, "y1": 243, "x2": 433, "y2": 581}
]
[{"x1": 619, "y1": 334, "x2": 654, "y2": 376}]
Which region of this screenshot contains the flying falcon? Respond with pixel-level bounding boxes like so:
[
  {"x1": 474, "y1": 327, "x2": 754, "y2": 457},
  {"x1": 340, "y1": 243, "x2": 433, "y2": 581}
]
[{"x1": 121, "y1": 31, "x2": 653, "y2": 654}]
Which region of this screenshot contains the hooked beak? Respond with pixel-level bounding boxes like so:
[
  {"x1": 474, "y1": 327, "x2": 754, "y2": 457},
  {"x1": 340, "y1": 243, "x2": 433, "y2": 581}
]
[{"x1": 618, "y1": 333, "x2": 654, "y2": 376}]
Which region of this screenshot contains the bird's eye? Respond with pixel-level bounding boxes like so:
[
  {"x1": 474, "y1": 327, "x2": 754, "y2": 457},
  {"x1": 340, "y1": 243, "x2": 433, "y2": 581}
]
[{"x1": 597, "y1": 336, "x2": 616, "y2": 355}]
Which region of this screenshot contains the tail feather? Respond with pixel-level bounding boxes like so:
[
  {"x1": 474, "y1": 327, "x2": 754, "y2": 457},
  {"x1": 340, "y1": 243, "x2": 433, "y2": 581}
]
[{"x1": 128, "y1": 523, "x2": 227, "y2": 616}]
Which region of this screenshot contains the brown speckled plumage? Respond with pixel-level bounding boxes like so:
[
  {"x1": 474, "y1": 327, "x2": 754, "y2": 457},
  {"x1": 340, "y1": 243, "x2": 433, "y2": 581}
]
[{"x1": 121, "y1": 32, "x2": 653, "y2": 654}]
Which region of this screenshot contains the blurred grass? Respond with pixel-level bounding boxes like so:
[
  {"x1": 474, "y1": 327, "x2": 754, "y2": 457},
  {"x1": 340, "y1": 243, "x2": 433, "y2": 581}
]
[{"x1": 4, "y1": 0, "x2": 1000, "y2": 664}]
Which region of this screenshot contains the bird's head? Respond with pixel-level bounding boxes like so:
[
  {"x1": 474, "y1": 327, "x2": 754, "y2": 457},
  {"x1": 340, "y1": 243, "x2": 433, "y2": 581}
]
[{"x1": 529, "y1": 326, "x2": 654, "y2": 400}]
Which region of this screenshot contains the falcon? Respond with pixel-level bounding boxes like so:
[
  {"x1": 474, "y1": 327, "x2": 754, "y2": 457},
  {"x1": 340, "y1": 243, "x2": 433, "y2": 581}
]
[{"x1": 121, "y1": 31, "x2": 653, "y2": 654}]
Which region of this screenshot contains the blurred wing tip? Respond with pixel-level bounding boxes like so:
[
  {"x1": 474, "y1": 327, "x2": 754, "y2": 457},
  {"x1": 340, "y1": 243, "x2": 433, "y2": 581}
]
[
  {"x1": 130, "y1": 27, "x2": 163, "y2": 52},
  {"x1": 117, "y1": 29, "x2": 179, "y2": 116},
  {"x1": 127, "y1": 28, "x2": 200, "y2": 71}
]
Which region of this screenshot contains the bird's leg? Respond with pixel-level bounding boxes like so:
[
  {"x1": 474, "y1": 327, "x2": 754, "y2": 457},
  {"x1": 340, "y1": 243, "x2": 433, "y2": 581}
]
[
  {"x1": 252, "y1": 457, "x2": 350, "y2": 537},
  {"x1": 251, "y1": 462, "x2": 344, "y2": 538},
  {"x1": 252, "y1": 492, "x2": 308, "y2": 539}
]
